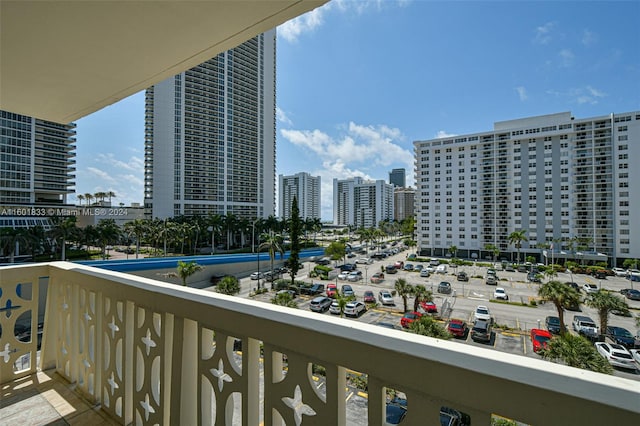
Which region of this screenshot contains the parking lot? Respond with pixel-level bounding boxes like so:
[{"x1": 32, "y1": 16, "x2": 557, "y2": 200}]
[{"x1": 222, "y1": 249, "x2": 640, "y2": 382}]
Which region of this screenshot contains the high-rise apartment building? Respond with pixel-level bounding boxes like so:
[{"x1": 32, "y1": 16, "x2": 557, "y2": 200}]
[
  {"x1": 333, "y1": 177, "x2": 394, "y2": 229},
  {"x1": 389, "y1": 168, "x2": 406, "y2": 187},
  {"x1": 0, "y1": 110, "x2": 76, "y2": 230},
  {"x1": 414, "y1": 111, "x2": 640, "y2": 264},
  {"x1": 144, "y1": 30, "x2": 276, "y2": 220},
  {"x1": 278, "y1": 172, "x2": 320, "y2": 220},
  {"x1": 394, "y1": 187, "x2": 415, "y2": 222}
]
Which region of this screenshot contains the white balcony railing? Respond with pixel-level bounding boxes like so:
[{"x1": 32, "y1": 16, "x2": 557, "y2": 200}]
[{"x1": 1, "y1": 262, "x2": 639, "y2": 425}]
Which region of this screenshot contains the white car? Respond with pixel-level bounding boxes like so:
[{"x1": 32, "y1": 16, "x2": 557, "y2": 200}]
[
  {"x1": 420, "y1": 269, "x2": 430, "y2": 278},
  {"x1": 355, "y1": 258, "x2": 373, "y2": 265},
  {"x1": 337, "y1": 271, "x2": 350, "y2": 280},
  {"x1": 329, "y1": 301, "x2": 341, "y2": 315},
  {"x1": 250, "y1": 272, "x2": 263, "y2": 280},
  {"x1": 378, "y1": 290, "x2": 395, "y2": 306},
  {"x1": 612, "y1": 267, "x2": 627, "y2": 277},
  {"x1": 343, "y1": 301, "x2": 366, "y2": 317},
  {"x1": 347, "y1": 271, "x2": 363, "y2": 282},
  {"x1": 595, "y1": 343, "x2": 637, "y2": 371},
  {"x1": 493, "y1": 287, "x2": 508, "y2": 301},
  {"x1": 583, "y1": 283, "x2": 598, "y2": 294},
  {"x1": 630, "y1": 349, "x2": 640, "y2": 365},
  {"x1": 474, "y1": 305, "x2": 491, "y2": 322}
]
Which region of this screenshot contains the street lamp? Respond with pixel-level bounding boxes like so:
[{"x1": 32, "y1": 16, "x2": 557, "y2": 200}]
[{"x1": 252, "y1": 219, "x2": 260, "y2": 290}]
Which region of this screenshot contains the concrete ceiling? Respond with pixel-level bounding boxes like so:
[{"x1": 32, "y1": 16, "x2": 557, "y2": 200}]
[{"x1": 0, "y1": 0, "x2": 327, "y2": 123}]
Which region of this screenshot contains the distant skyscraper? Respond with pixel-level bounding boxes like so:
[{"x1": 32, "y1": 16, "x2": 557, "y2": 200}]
[
  {"x1": 389, "y1": 168, "x2": 406, "y2": 187},
  {"x1": 144, "y1": 30, "x2": 276, "y2": 220},
  {"x1": 279, "y1": 172, "x2": 320, "y2": 220},
  {"x1": 394, "y1": 187, "x2": 415, "y2": 222},
  {"x1": 333, "y1": 177, "x2": 394, "y2": 228},
  {"x1": 0, "y1": 110, "x2": 75, "y2": 231}
]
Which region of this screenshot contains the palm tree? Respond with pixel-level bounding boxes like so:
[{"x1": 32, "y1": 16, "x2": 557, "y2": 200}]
[
  {"x1": 175, "y1": 260, "x2": 203, "y2": 286},
  {"x1": 539, "y1": 333, "x2": 612, "y2": 374},
  {"x1": 485, "y1": 243, "x2": 500, "y2": 263},
  {"x1": 538, "y1": 280, "x2": 581, "y2": 334},
  {"x1": 412, "y1": 285, "x2": 432, "y2": 312},
  {"x1": 448, "y1": 245, "x2": 458, "y2": 259},
  {"x1": 259, "y1": 231, "x2": 284, "y2": 290},
  {"x1": 96, "y1": 219, "x2": 121, "y2": 259},
  {"x1": 107, "y1": 190, "x2": 116, "y2": 204},
  {"x1": 84, "y1": 192, "x2": 94, "y2": 206},
  {"x1": 409, "y1": 316, "x2": 451, "y2": 339},
  {"x1": 394, "y1": 279, "x2": 413, "y2": 313},
  {"x1": 206, "y1": 213, "x2": 223, "y2": 254},
  {"x1": 216, "y1": 275, "x2": 240, "y2": 295},
  {"x1": 77, "y1": 194, "x2": 85, "y2": 206},
  {"x1": 508, "y1": 230, "x2": 528, "y2": 264},
  {"x1": 223, "y1": 213, "x2": 237, "y2": 250},
  {"x1": 0, "y1": 227, "x2": 30, "y2": 263},
  {"x1": 123, "y1": 219, "x2": 147, "y2": 259},
  {"x1": 49, "y1": 216, "x2": 79, "y2": 260},
  {"x1": 24, "y1": 225, "x2": 47, "y2": 260},
  {"x1": 271, "y1": 292, "x2": 298, "y2": 308},
  {"x1": 585, "y1": 290, "x2": 629, "y2": 334}
]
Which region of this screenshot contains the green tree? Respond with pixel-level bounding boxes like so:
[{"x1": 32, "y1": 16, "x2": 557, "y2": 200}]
[
  {"x1": 49, "y1": 216, "x2": 79, "y2": 261},
  {"x1": 394, "y1": 279, "x2": 413, "y2": 313},
  {"x1": 288, "y1": 196, "x2": 303, "y2": 286},
  {"x1": 538, "y1": 281, "x2": 581, "y2": 334},
  {"x1": 539, "y1": 333, "x2": 613, "y2": 374},
  {"x1": 259, "y1": 230, "x2": 284, "y2": 290},
  {"x1": 96, "y1": 219, "x2": 121, "y2": 259},
  {"x1": 508, "y1": 230, "x2": 528, "y2": 264},
  {"x1": 325, "y1": 241, "x2": 346, "y2": 264},
  {"x1": 175, "y1": 260, "x2": 203, "y2": 286},
  {"x1": 623, "y1": 258, "x2": 640, "y2": 270},
  {"x1": 585, "y1": 290, "x2": 629, "y2": 333},
  {"x1": 412, "y1": 285, "x2": 432, "y2": 312},
  {"x1": 123, "y1": 219, "x2": 148, "y2": 259},
  {"x1": 0, "y1": 227, "x2": 30, "y2": 263},
  {"x1": 335, "y1": 294, "x2": 350, "y2": 318},
  {"x1": 485, "y1": 243, "x2": 500, "y2": 263},
  {"x1": 271, "y1": 292, "x2": 298, "y2": 308},
  {"x1": 409, "y1": 316, "x2": 452, "y2": 339},
  {"x1": 448, "y1": 245, "x2": 458, "y2": 258},
  {"x1": 216, "y1": 275, "x2": 240, "y2": 295}
]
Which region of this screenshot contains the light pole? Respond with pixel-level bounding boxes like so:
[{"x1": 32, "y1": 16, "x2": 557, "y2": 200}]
[
  {"x1": 207, "y1": 226, "x2": 214, "y2": 255},
  {"x1": 252, "y1": 219, "x2": 260, "y2": 290}
]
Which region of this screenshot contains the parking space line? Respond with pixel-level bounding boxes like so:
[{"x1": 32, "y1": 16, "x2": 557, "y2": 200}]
[{"x1": 522, "y1": 336, "x2": 527, "y2": 355}]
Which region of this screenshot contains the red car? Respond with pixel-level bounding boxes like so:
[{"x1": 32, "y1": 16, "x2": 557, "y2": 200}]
[
  {"x1": 420, "y1": 301, "x2": 438, "y2": 313},
  {"x1": 530, "y1": 328, "x2": 553, "y2": 353},
  {"x1": 400, "y1": 311, "x2": 422, "y2": 329},
  {"x1": 326, "y1": 283, "x2": 338, "y2": 298},
  {"x1": 363, "y1": 290, "x2": 376, "y2": 303},
  {"x1": 447, "y1": 319, "x2": 468, "y2": 338}
]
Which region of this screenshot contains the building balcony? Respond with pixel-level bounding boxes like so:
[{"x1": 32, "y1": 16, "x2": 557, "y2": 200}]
[{"x1": 1, "y1": 262, "x2": 638, "y2": 425}]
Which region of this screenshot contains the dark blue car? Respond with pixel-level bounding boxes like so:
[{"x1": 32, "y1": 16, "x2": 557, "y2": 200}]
[{"x1": 606, "y1": 326, "x2": 635, "y2": 348}]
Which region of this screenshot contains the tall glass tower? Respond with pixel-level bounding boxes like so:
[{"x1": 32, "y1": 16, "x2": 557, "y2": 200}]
[{"x1": 144, "y1": 30, "x2": 276, "y2": 220}]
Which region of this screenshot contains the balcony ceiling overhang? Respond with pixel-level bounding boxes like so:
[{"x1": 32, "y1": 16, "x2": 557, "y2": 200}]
[{"x1": 0, "y1": 0, "x2": 327, "y2": 123}]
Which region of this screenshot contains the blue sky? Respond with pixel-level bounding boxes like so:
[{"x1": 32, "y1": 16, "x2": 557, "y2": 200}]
[{"x1": 74, "y1": 0, "x2": 640, "y2": 220}]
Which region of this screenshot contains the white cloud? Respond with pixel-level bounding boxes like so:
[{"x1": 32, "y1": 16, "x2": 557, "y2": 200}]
[
  {"x1": 516, "y1": 86, "x2": 528, "y2": 101},
  {"x1": 435, "y1": 130, "x2": 457, "y2": 139},
  {"x1": 558, "y1": 49, "x2": 575, "y2": 67},
  {"x1": 86, "y1": 166, "x2": 117, "y2": 184},
  {"x1": 581, "y1": 29, "x2": 597, "y2": 46},
  {"x1": 276, "y1": 106, "x2": 293, "y2": 126},
  {"x1": 545, "y1": 85, "x2": 607, "y2": 105},
  {"x1": 97, "y1": 153, "x2": 144, "y2": 172},
  {"x1": 280, "y1": 121, "x2": 414, "y2": 219},
  {"x1": 533, "y1": 22, "x2": 555, "y2": 45}
]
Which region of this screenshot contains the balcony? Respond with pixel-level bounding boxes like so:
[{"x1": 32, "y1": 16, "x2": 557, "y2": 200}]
[{"x1": 1, "y1": 262, "x2": 638, "y2": 425}]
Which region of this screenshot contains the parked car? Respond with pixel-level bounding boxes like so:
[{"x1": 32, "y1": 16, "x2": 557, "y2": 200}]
[
  {"x1": 583, "y1": 283, "x2": 598, "y2": 294},
  {"x1": 344, "y1": 301, "x2": 366, "y2": 317},
  {"x1": 385, "y1": 265, "x2": 398, "y2": 274},
  {"x1": 329, "y1": 301, "x2": 341, "y2": 315},
  {"x1": 370, "y1": 272, "x2": 385, "y2": 283},
  {"x1": 341, "y1": 284, "x2": 355, "y2": 297},
  {"x1": 474, "y1": 305, "x2": 491, "y2": 322},
  {"x1": 447, "y1": 319, "x2": 468, "y2": 338},
  {"x1": 309, "y1": 296, "x2": 332, "y2": 313},
  {"x1": 413, "y1": 264, "x2": 424, "y2": 272},
  {"x1": 250, "y1": 271, "x2": 264, "y2": 280},
  {"x1": 487, "y1": 268, "x2": 497, "y2": 276},
  {"x1": 612, "y1": 267, "x2": 627, "y2": 277},
  {"x1": 420, "y1": 301, "x2": 438, "y2": 313},
  {"x1": 436, "y1": 264, "x2": 447, "y2": 274},
  {"x1": 545, "y1": 316, "x2": 561, "y2": 334},
  {"x1": 379, "y1": 290, "x2": 395, "y2": 305},
  {"x1": 527, "y1": 272, "x2": 541, "y2": 283},
  {"x1": 625, "y1": 289, "x2": 640, "y2": 301},
  {"x1": 403, "y1": 263, "x2": 414, "y2": 271},
  {"x1": 456, "y1": 271, "x2": 469, "y2": 282},
  {"x1": 420, "y1": 269, "x2": 431, "y2": 278},
  {"x1": 631, "y1": 349, "x2": 640, "y2": 364},
  {"x1": 363, "y1": 290, "x2": 376, "y2": 303},
  {"x1": 346, "y1": 271, "x2": 362, "y2": 282},
  {"x1": 386, "y1": 400, "x2": 407, "y2": 425},
  {"x1": 337, "y1": 271, "x2": 350, "y2": 280},
  {"x1": 300, "y1": 283, "x2": 325, "y2": 296},
  {"x1": 485, "y1": 275, "x2": 497, "y2": 285},
  {"x1": 606, "y1": 326, "x2": 635, "y2": 348},
  {"x1": 437, "y1": 281, "x2": 452, "y2": 294},
  {"x1": 595, "y1": 342, "x2": 637, "y2": 371},
  {"x1": 401, "y1": 311, "x2": 422, "y2": 328},
  {"x1": 440, "y1": 406, "x2": 471, "y2": 426},
  {"x1": 394, "y1": 260, "x2": 405, "y2": 269},
  {"x1": 407, "y1": 253, "x2": 417, "y2": 260},
  {"x1": 326, "y1": 283, "x2": 338, "y2": 298},
  {"x1": 530, "y1": 328, "x2": 553, "y2": 353},
  {"x1": 493, "y1": 287, "x2": 508, "y2": 300},
  {"x1": 572, "y1": 315, "x2": 598, "y2": 339},
  {"x1": 355, "y1": 257, "x2": 372, "y2": 264},
  {"x1": 471, "y1": 319, "x2": 492, "y2": 343}
]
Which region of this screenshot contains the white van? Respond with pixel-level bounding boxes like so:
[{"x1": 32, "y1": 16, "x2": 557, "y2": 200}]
[
  {"x1": 430, "y1": 258, "x2": 440, "y2": 266},
  {"x1": 436, "y1": 264, "x2": 447, "y2": 274}
]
